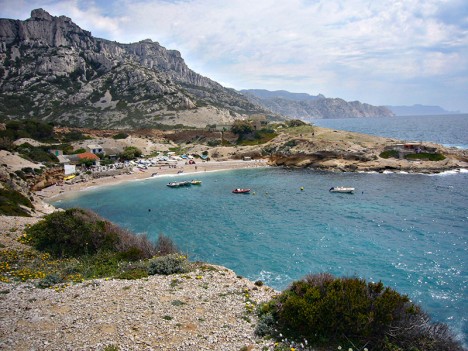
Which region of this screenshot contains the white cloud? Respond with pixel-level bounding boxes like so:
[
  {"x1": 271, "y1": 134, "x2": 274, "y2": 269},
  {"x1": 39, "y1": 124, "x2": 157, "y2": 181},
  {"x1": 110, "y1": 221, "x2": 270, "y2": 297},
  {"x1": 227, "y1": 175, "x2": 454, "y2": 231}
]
[{"x1": 1, "y1": 0, "x2": 467, "y2": 110}]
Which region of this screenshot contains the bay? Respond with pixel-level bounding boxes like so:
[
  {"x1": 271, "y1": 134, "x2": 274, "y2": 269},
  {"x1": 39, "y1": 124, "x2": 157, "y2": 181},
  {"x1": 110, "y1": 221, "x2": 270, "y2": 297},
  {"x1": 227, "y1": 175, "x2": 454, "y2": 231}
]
[{"x1": 53, "y1": 167, "x2": 468, "y2": 344}]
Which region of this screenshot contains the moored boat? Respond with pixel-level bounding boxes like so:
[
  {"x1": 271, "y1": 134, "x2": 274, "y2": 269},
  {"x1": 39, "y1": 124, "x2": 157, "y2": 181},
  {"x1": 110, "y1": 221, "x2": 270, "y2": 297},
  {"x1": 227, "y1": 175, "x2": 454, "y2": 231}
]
[
  {"x1": 190, "y1": 180, "x2": 202, "y2": 185},
  {"x1": 232, "y1": 188, "x2": 250, "y2": 194},
  {"x1": 329, "y1": 186, "x2": 355, "y2": 194}
]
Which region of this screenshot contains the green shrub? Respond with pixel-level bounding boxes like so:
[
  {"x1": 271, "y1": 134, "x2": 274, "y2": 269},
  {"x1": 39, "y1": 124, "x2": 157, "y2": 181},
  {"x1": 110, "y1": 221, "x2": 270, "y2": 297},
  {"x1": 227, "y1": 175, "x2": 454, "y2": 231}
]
[
  {"x1": 16, "y1": 143, "x2": 59, "y2": 164},
  {"x1": 256, "y1": 273, "x2": 463, "y2": 350},
  {"x1": 379, "y1": 150, "x2": 399, "y2": 159},
  {"x1": 148, "y1": 254, "x2": 189, "y2": 275},
  {"x1": 207, "y1": 139, "x2": 221, "y2": 147},
  {"x1": 26, "y1": 208, "x2": 157, "y2": 259},
  {"x1": 405, "y1": 152, "x2": 445, "y2": 161},
  {"x1": 112, "y1": 132, "x2": 128, "y2": 140},
  {"x1": 36, "y1": 273, "x2": 63, "y2": 288},
  {"x1": 0, "y1": 119, "x2": 55, "y2": 142},
  {"x1": 114, "y1": 263, "x2": 149, "y2": 280},
  {"x1": 286, "y1": 119, "x2": 308, "y2": 127},
  {"x1": 0, "y1": 188, "x2": 33, "y2": 216},
  {"x1": 120, "y1": 146, "x2": 142, "y2": 160}
]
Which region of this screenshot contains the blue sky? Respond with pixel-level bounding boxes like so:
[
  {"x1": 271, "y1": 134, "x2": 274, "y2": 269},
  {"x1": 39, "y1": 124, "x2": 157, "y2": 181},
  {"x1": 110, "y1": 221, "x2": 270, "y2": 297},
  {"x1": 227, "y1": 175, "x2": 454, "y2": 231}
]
[{"x1": 1, "y1": 0, "x2": 468, "y2": 112}]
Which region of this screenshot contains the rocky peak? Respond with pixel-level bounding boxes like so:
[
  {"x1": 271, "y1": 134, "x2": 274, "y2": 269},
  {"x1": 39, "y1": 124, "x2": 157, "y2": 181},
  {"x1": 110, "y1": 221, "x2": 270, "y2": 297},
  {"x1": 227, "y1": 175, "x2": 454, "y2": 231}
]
[
  {"x1": 0, "y1": 9, "x2": 268, "y2": 128},
  {"x1": 30, "y1": 8, "x2": 54, "y2": 21}
]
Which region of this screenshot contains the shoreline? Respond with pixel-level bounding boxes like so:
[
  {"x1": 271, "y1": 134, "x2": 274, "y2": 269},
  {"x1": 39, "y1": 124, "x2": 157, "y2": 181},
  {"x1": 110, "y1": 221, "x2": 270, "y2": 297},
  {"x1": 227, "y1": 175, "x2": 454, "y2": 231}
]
[{"x1": 36, "y1": 159, "x2": 269, "y2": 202}]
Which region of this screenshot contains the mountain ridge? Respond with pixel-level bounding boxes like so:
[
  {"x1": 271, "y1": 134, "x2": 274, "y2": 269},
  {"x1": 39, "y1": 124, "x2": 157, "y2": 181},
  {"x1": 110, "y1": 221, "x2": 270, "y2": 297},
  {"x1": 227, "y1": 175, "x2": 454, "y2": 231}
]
[
  {"x1": 240, "y1": 89, "x2": 394, "y2": 119},
  {"x1": 0, "y1": 9, "x2": 270, "y2": 128}
]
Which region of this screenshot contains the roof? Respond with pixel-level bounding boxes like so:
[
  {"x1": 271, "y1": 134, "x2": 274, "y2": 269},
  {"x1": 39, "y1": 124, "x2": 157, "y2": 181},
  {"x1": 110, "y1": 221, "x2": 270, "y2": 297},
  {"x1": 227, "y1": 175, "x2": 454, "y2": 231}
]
[
  {"x1": 87, "y1": 144, "x2": 103, "y2": 149},
  {"x1": 77, "y1": 152, "x2": 100, "y2": 160}
]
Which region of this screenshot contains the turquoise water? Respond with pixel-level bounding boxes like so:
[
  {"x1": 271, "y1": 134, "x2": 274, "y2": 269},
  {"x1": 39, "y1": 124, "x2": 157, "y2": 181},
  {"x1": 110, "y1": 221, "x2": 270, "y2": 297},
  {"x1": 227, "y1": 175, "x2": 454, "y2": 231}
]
[{"x1": 53, "y1": 167, "x2": 468, "y2": 343}]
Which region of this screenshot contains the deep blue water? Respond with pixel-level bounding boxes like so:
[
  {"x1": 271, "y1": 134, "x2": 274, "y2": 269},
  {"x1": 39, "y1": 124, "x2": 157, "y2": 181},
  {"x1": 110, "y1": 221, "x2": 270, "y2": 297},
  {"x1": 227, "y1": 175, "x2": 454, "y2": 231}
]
[
  {"x1": 312, "y1": 114, "x2": 468, "y2": 149},
  {"x1": 52, "y1": 115, "x2": 468, "y2": 344}
]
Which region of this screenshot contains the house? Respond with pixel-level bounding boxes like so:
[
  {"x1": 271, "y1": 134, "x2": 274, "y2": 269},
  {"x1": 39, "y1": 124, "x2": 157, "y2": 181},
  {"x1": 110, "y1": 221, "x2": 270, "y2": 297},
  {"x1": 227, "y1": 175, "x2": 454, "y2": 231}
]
[
  {"x1": 250, "y1": 115, "x2": 268, "y2": 130},
  {"x1": 206, "y1": 123, "x2": 233, "y2": 132},
  {"x1": 67, "y1": 152, "x2": 100, "y2": 166},
  {"x1": 87, "y1": 144, "x2": 104, "y2": 155}
]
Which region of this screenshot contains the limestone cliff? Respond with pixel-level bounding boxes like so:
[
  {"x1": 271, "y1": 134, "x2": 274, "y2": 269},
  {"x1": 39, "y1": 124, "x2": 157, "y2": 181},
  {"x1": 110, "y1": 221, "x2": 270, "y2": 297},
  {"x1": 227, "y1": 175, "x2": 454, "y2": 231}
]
[
  {"x1": 241, "y1": 89, "x2": 394, "y2": 119},
  {"x1": 0, "y1": 9, "x2": 268, "y2": 128}
]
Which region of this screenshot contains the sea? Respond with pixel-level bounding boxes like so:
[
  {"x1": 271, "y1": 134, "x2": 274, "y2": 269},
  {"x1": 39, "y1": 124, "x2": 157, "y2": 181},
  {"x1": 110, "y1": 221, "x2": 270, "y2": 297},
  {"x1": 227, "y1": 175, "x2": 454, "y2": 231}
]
[{"x1": 52, "y1": 114, "x2": 468, "y2": 345}]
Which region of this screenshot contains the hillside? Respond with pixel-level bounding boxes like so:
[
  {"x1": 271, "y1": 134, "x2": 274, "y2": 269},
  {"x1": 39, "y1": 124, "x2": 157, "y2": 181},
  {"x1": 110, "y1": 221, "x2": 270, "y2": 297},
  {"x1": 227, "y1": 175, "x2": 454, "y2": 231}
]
[
  {"x1": 241, "y1": 89, "x2": 394, "y2": 119},
  {"x1": 0, "y1": 9, "x2": 271, "y2": 129}
]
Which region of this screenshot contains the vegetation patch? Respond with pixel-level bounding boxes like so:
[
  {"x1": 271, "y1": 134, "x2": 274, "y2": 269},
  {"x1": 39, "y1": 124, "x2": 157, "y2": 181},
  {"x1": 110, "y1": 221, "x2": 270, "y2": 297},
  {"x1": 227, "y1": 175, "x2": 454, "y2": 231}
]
[
  {"x1": 112, "y1": 132, "x2": 129, "y2": 140},
  {"x1": 405, "y1": 152, "x2": 445, "y2": 161},
  {"x1": 26, "y1": 208, "x2": 156, "y2": 259},
  {"x1": 0, "y1": 119, "x2": 56, "y2": 142},
  {"x1": 379, "y1": 150, "x2": 399, "y2": 159},
  {"x1": 255, "y1": 273, "x2": 463, "y2": 351},
  {"x1": 16, "y1": 143, "x2": 59, "y2": 164},
  {"x1": 148, "y1": 254, "x2": 190, "y2": 275},
  {"x1": 0, "y1": 188, "x2": 33, "y2": 216},
  {"x1": 2, "y1": 210, "x2": 183, "y2": 285}
]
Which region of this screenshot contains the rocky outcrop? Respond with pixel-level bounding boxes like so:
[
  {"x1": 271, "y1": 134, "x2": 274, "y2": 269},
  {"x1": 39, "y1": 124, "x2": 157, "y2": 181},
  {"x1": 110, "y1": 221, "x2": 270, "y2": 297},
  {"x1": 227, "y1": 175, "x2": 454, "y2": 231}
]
[
  {"x1": 0, "y1": 9, "x2": 268, "y2": 128},
  {"x1": 241, "y1": 89, "x2": 394, "y2": 119},
  {"x1": 262, "y1": 127, "x2": 468, "y2": 173}
]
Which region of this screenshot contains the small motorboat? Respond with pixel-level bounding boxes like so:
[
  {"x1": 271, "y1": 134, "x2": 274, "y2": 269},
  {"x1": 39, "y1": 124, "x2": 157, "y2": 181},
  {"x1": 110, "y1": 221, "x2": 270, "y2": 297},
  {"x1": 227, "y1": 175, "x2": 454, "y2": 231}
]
[
  {"x1": 329, "y1": 187, "x2": 355, "y2": 194},
  {"x1": 167, "y1": 182, "x2": 181, "y2": 188},
  {"x1": 191, "y1": 180, "x2": 202, "y2": 185},
  {"x1": 232, "y1": 188, "x2": 251, "y2": 194}
]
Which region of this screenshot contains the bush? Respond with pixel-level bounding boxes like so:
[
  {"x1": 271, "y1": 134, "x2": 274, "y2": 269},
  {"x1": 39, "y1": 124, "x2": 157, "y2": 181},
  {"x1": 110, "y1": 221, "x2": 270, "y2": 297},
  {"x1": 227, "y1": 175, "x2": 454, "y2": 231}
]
[
  {"x1": 112, "y1": 132, "x2": 128, "y2": 140},
  {"x1": 155, "y1": 233, "x2": 179, "y2": 255},
  {"x1": 256, "y1": 273, "x2": 463, "y2": 350},
  {"x1": 120, "y1": 146, "x2": 142, "y2": 161},
  {"x1": 0, "y1": 188, "x2": 33, "y2": 216},
  {"x1": 380, "y1": 150, "x2": 399, "y2": 159},
  {"x1": 148, "y1": 254, "x2": 189, "y2": 275},
  {"x1": 286, "y1": 119, "x2": 308, "y2": 127},
  {"x1": 26, "y1": 208, "x2": 157, "y2": 259},
  {"x1": 405, "y1": 152, "x2": 445, "y2": 161},
  {"x1": 36, "y1": 273, "x2": 63, "y2": 288},
  {"x1": 16, "y1": 143, "x2": 59, "y2": 164}
]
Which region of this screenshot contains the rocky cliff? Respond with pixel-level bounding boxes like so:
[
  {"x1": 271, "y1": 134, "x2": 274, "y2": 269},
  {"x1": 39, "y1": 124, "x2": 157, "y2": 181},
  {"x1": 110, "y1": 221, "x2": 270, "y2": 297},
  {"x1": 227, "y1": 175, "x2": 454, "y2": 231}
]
[
  {"x1": 241, "y1": 89, "x2": 394, "y2": 119},
  {"x1": 0, "y1": 9, "x2": 268, "y2": 128}
]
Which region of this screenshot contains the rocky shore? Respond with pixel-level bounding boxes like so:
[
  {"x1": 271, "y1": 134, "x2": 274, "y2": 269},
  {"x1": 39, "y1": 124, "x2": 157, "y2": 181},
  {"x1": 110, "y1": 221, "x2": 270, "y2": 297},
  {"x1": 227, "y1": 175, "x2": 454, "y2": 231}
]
[
  {"x1": 0, "y1": 264, "x2": 276, "y2": 351},
  {"x1": 265, "y1": 126, "x2": 468, "y2": 173},
  {"x1": 0, "y1": 216, "x2": 278, "y2": 351}
]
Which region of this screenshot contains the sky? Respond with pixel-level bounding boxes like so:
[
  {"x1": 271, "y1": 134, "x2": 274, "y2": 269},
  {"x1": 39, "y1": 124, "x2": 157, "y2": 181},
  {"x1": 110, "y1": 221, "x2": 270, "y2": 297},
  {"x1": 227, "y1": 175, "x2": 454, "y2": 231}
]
[{"x1": 1, "y1": 0, "x2": 468, "y2": 112}]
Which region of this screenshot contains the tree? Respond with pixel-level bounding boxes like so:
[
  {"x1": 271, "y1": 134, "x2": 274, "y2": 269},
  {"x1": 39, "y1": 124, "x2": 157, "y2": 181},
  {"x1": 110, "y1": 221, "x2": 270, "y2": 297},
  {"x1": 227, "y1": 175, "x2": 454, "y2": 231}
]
[
  {"x1": 231, "y1": 120, "x2": 254, "y2": 136},
  {"x1": 120, "y1": 146, "x2": 142, "y2": 160}
]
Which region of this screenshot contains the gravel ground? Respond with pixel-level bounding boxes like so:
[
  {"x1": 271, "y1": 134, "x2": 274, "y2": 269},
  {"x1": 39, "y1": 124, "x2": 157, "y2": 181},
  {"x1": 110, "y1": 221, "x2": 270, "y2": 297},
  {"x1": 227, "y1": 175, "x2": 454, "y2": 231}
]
[{"x1": 0, "y1": 216, "x2": 278, "y2": 351}]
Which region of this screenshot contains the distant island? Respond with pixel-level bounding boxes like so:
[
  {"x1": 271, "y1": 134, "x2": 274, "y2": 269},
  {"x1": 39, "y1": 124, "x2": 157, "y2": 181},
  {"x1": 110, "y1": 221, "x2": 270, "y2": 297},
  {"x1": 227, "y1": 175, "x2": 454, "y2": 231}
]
[{"x1": 386, "y1": 104, "x2": 460, "y2": 116}]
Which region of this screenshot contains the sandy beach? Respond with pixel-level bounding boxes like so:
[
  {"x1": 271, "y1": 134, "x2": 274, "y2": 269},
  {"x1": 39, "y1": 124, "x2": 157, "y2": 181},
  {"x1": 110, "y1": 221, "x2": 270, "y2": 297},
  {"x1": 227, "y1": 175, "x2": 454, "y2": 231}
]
[{"x1": 35, "y1": 159, "x2": 269, "y2": 202}]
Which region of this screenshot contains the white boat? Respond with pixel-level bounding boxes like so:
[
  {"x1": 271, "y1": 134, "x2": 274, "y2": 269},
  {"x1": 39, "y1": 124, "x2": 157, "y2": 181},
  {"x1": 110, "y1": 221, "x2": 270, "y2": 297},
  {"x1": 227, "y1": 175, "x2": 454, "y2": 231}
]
[{"x1": 329, "y1": 186, "x2": 355, "y2": 194}]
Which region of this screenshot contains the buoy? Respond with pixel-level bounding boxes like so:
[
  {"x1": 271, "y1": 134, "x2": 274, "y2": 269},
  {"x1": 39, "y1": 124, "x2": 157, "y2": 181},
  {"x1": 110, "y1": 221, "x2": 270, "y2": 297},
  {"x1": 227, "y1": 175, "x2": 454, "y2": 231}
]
[{"x1": 300, "y1": 187, "x2": 304, "y2": 191}]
